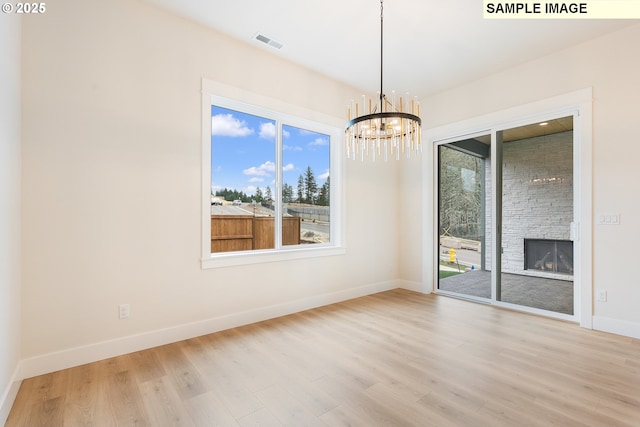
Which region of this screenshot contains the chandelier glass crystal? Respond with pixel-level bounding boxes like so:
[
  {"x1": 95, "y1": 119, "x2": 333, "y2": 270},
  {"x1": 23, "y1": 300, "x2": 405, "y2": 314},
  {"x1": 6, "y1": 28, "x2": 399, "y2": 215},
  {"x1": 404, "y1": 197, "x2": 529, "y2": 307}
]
[{"x1": 345, "y1": 0, "x2": 422, "y2": 161}]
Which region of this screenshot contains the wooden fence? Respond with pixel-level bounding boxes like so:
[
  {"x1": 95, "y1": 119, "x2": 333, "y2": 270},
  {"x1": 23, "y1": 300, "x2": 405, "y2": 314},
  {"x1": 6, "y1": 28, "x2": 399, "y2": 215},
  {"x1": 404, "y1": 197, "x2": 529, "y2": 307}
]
[{"x1": 211, "y1": 215, "x2": 301, "y2": 253}]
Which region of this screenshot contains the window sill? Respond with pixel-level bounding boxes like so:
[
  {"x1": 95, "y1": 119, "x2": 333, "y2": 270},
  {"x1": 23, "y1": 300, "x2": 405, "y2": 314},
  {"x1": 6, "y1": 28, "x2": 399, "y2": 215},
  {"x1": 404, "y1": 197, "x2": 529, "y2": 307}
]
[{"x1": 201, "y1": 245, "x2": 346, "y2": 269}]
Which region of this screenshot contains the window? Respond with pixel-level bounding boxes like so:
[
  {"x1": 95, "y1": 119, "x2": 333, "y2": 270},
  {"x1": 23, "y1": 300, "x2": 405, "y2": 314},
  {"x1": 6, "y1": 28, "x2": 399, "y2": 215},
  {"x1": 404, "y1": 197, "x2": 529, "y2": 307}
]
[{"x1": 202, "y1": 87, "x2": 344, "y2": 268}]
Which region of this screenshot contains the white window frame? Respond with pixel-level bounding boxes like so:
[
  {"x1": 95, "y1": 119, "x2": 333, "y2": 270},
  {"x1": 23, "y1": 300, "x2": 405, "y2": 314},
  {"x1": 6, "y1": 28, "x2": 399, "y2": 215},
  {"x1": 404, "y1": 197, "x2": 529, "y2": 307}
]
[{"x1": 201, "y1": 79, "x2": 345, "y2": 269}]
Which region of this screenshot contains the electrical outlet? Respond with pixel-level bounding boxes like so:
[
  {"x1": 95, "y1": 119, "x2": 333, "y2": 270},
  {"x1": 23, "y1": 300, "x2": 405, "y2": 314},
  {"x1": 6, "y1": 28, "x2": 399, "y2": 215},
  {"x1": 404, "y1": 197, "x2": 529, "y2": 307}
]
[
  {"x1": 597, "y1": 290, "x2": 607, "y2": 302},
  {"x1": 119, "y1": 303, "x2": 130, "y2": 319}
]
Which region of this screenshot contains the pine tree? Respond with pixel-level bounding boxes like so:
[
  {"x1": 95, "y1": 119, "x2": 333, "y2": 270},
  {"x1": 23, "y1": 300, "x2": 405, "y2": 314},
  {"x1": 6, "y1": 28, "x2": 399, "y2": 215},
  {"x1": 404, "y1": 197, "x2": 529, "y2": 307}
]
[
  {"x1": 439, "y1": 146, "x2": 482, "y2": 239},
  {"x1": 296, "y1": 175, "x2": 305, "y2": 204},
  {"x1": 215, "y1": 188, "x2": 251, "y2": 202},
  {"x1": 304, "y1": 166, "x2": 318, "y2": 204},
  {"x1": 318, "y1": 176, "x2": 330, "y2": 206},
  {"x1": 282, "y1": 183, "x2": 293, "y2": 203}
]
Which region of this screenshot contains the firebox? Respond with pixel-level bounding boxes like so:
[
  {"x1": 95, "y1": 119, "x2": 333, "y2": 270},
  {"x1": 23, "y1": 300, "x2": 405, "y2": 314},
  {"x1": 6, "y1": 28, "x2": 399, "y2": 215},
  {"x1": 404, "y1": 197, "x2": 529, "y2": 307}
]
[{"x1": 524, "y1": 239, "x2": 573, "y2": 275}]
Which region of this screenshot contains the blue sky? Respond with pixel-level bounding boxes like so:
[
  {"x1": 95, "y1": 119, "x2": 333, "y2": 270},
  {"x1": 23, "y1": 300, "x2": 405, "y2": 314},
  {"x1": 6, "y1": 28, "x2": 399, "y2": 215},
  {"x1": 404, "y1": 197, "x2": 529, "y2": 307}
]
[{"x1": 211, "y1": 105, "x2": 330, "y2": 197}]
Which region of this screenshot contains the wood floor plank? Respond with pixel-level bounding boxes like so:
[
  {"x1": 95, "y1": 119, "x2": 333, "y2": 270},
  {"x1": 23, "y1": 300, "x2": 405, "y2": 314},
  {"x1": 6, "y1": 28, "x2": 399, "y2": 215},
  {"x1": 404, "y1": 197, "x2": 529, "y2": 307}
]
[
  {"x1": 182, "y1": 392, "x2": 241, "y2": 427},
  {"x1": 237, "y1": 407, "x2": 283, "y2": 427},
  {"x1": 7, "y1": 369, "x2": 70, "y2": 427},
  {"x1": 12, "y1": 395, "x2": 65, "y2": 427},
  {"x1": 127, "y1": 348, "x2": 167, "y2": 383},
  {"x1": 6, "y1": 289, "x2": 640, "y2": 426},
  {"x1": 154, "y1": 342, "x2": 208, "y2": 401},
  {"x1": 216, "y1": 326, "x2": 285, "y2": 392},
  {"x1": 252, "y1": 317, "x2": 333, "y2": 382},
  {"x1": 249, "y1": 323, "x2": 341, "y2": 417},
  {"x1": 364, "y1": 382, "x2": 459, "y2": 427},
  {"x1": 62, "y1": 363, "x2": 116, "y2": 427},
  {"x1": 185, "y1": 334, "x2": 264, "y2": 419},
  {"x1": 138, "y1": 376, "x2": 195, "y2": 427},
  {"x1": 254, "y1": 384, "x2": 328, "y2": 427},
  {"x1": 105, "y1": 370, "x2": 150, "y2": 427}
]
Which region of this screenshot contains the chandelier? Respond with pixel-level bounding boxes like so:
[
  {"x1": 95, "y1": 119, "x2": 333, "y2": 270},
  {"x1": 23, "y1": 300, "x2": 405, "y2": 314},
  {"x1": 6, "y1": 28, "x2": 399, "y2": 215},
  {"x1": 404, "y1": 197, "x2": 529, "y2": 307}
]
[{"x1": 345, "y1": 0, "x2": 422, "y2": 161}]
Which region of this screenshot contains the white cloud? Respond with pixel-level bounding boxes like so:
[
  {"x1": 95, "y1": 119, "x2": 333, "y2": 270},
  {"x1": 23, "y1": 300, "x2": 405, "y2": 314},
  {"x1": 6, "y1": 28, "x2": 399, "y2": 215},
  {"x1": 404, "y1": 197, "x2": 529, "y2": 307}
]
[
  {"x1": 211, "y1": 114, "x2": 253, "y2": 137},
  {"x1": 319, "y1": 169, "x2": 330, "y2": 181},
  {"x1": 283, "y1": 144, "x2": 303, "y2": 151},
  {"x1": 282, "y1": 163, "x2": 295, "y2": 172},
  {"x1": 259, "y1": 123, "x2": 290, "y2": 140},
  {"x1": 259, "y1": 122, "x2": 276, "y2": 140},
  {"x1": 243, "y1": 161, "x2": 276, "y2": 177},
  {"x1": 309, "y1": 137, "x2": 329, "y2": 147},
  {"x1": 248, "y1": 177, "x2": 264, "y2": 183}
]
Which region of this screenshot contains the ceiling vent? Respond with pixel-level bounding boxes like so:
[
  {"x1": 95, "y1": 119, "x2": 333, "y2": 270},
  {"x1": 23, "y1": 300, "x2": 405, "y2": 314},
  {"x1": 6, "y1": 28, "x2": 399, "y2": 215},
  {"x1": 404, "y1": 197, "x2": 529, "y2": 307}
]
[{"x1": 254, "y1": 33, "x2": 283, "y2": 50}]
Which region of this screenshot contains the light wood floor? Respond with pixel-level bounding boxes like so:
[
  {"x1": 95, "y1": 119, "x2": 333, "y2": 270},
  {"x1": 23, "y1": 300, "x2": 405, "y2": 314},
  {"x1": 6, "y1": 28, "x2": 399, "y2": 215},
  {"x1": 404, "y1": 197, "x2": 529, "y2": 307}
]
[{"x1": 7, "y1": 289, "x2": 640, "y2": 426}]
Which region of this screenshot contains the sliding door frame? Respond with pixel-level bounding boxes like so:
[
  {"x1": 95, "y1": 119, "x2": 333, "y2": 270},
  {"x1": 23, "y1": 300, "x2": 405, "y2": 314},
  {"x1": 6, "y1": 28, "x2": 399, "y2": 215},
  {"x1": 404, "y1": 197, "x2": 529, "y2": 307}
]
[
  {"x1": 423, "y1": 88, "x2": 593, "y2": 328},
  {"x1": 435, "y1": 131, "x2": 492, "y2": 302}
]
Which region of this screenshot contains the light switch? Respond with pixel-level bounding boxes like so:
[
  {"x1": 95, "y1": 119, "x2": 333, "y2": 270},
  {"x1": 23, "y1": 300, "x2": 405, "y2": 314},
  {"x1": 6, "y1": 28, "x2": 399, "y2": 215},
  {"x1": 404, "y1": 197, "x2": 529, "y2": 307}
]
[{"x1": 597, "y1": 213, "x2": 620, "y2": 225}]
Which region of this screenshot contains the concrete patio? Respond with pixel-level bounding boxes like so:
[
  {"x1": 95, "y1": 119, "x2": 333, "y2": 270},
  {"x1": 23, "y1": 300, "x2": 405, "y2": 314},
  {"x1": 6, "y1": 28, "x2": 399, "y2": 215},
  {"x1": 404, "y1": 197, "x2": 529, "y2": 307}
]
[{"x1": 439, "y1": 270, "x2": 573, "y2": 315}]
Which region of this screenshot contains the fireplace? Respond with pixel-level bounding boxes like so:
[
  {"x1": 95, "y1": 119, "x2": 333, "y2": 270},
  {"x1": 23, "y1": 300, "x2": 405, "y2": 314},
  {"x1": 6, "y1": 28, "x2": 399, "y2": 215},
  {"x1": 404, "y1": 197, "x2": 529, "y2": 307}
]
[{"x1": 524, "y1": 239, "x2": 573, "y2": 275}]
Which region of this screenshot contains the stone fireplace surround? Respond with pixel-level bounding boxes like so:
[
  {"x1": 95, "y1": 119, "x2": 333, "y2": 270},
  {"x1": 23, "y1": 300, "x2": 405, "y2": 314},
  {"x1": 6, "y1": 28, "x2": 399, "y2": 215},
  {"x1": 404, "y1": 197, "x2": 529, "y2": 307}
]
[{"x1": 485, "y1": 131, "x2": 574, "y2": 281}]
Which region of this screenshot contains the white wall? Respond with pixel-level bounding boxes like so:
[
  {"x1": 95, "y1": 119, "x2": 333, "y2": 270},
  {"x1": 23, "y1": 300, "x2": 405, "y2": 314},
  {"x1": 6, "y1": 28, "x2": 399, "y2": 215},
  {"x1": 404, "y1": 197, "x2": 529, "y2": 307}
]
[
  {"x1": 409, "y1": 23, "x2": 640, "y2": 337},
  {"x1": 0, "y1": 12, "x2": 22, "y2": 424},
  {"x1": 20, "y1": 0, "x2": 400, "y2": 376}
]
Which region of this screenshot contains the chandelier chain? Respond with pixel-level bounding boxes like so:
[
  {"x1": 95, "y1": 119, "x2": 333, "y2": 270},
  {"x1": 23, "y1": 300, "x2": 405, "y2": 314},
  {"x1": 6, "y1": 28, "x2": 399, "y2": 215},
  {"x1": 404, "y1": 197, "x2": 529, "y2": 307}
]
[{"x1": 380, "y1": 0, "x2": 384, "y2": 107}]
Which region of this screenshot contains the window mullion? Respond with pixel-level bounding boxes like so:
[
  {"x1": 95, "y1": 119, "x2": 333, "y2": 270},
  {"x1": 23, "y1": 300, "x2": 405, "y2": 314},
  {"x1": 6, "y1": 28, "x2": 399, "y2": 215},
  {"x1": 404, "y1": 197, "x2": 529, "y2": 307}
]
[{"x1": 274, "y1": 119, "x2": 283, "y2": 249}]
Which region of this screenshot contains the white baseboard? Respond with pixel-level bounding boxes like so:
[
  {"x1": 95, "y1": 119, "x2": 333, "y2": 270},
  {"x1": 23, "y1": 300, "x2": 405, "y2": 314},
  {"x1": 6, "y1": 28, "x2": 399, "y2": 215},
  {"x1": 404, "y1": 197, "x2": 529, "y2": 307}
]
[
  {"x1": 20, "y1": 281, "x2": 397, "y2": 380},
  {"x1": 592, "y1": 315, "x2": 640, "y2": 340},
  {"x1": 0, "y1": 363, "x2": 22, "y2": 426}
]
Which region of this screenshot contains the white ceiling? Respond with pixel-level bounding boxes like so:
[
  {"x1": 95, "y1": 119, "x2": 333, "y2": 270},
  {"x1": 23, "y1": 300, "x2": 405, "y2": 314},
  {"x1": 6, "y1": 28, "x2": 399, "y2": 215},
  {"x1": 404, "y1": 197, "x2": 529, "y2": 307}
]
[{"x1": 144, "y1": 0, "x2": 631, "y2": 99}]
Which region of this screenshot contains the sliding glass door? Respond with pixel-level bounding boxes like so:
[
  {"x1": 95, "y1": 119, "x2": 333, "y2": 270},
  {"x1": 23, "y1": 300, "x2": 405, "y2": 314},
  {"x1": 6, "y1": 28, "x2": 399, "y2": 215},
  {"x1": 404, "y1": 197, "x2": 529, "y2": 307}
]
[
  {"x1": 498, "y1": 118, "x2": 574, "y2": 315},
  {"x1": 436, "y1": 117, "x2": 575, "y2": 317},
  {"x1": 437, "y1": 135, "x2": 490, "y2": 300}
]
